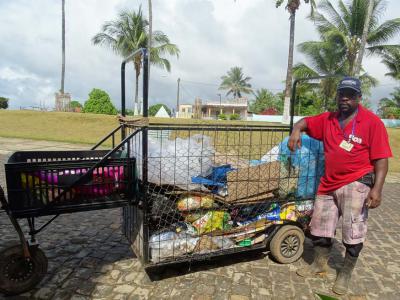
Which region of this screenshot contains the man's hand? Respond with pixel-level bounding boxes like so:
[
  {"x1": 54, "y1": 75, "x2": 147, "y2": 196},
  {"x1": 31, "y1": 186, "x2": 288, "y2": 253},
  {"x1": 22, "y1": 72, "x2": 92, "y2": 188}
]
[
  {"x1": 288, "y1": 130, "x2": 302, "y2": 152},
  {"x1": 366, "y1": 187, "x2": 382, "y2": 209}
]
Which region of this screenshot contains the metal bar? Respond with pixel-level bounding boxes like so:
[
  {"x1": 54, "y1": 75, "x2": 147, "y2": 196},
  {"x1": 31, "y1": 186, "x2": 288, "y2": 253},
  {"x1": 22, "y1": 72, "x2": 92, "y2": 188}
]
[
  {"x1": 0, "y1": 188, "x2": 31, "y2": 258},
  {"x1": 51, "y1": 129, "x2": 142, "y2": 203},
  {"x1": 141, "y1": 48, "x2": 150, "y2": 264},
  {"x1": 91, "y1": 125, "x2": 122, "y2": 150},
  {"x1": 289, "y1": 74, "x2": 342, "y2": 134},
  {"x1": 29, "y1": 214, "x2": 60, "y2": 235}
]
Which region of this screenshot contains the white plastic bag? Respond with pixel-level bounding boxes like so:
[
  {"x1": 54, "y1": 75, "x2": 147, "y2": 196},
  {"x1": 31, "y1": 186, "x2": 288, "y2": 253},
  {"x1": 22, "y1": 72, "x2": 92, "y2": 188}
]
[{"x1": 131, "y1": 133, "x2": 215, "y2": 189}]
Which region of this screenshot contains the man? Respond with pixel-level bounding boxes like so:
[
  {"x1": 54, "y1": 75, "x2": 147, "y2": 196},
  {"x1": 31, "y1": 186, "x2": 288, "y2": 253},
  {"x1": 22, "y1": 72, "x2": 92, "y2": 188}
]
[{"x1": 288, "y1": 77, "x2": 392, "y2": 295}]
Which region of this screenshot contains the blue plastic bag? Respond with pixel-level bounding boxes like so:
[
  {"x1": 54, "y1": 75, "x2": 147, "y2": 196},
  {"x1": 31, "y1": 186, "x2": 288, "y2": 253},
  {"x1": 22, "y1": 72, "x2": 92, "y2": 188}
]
[{"x1": 278, "y1": 134, "x2": 325, "y2": 199}]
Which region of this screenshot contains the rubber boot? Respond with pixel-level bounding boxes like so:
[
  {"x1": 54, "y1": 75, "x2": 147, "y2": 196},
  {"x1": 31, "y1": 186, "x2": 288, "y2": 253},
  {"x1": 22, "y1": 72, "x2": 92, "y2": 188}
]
[
  {"x1": 296, "y1": 245, "x2": 331, "y2": 277},
  {"x1": 332, "y1": 253, "x2": 358, "y2": 295}
]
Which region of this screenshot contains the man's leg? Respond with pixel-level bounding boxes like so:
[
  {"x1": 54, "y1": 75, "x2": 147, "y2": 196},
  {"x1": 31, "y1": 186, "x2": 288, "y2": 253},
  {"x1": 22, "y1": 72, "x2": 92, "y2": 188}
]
[
  {"x1": 297, "y1": 194, "x2": 338, "y2": 277},
  {"x1": 332, "y1": 181, "x2": 369, "y2": 295}
]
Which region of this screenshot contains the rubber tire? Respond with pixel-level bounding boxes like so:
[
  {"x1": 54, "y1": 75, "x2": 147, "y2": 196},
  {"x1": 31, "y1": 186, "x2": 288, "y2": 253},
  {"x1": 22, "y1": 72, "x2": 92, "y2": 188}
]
[
  {"x1": 0, "y1": 242, "x2": 48, "y2": 296},
  {"x1": 269, "y1": 225, "x2": 305, "y2": 264}
]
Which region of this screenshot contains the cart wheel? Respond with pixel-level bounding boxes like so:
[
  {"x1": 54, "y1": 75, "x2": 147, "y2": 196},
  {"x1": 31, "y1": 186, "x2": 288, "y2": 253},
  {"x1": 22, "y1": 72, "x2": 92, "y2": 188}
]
[
  {"x1": 0, "y1": 242, "x2": 48, "y2": 296},
  {"x1": 269, "y1": 225, "x2": 305, "y2": 264}
]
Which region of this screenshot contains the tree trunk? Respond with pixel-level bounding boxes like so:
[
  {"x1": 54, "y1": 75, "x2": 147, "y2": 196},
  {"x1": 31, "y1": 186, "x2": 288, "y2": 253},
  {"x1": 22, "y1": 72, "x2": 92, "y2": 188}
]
[
  {"x1": 144, "y1": 0, "x2": 152, "y2": 116},
  {"x1": 61, "y1": 0, "x2": 65, "y2": 94},
  {"x1": 354, "y1": 0, "x2": 374, "y2": 76},
  {"x1": 282, "y1": 11, "x2": 296, "y2": 124},
  {"x1": 147, "y1": 0, "x2": 152, "y2": 73}
]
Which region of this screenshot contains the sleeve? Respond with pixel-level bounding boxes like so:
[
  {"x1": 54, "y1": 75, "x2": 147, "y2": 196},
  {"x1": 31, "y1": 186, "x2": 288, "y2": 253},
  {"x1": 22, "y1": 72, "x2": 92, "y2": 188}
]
[
  {"x1": 369, "y1": 119, "x2": 393, "y2": 160},
  {"x1": 304, "y1": 112, "x2": 328, "y2": 141}
]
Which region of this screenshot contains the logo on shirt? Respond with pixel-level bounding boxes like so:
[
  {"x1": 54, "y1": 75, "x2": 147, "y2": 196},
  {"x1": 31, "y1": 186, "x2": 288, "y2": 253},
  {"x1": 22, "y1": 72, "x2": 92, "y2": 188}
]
[{"x1": 349, "y1": 134, "x2": 362, "y2": 144}]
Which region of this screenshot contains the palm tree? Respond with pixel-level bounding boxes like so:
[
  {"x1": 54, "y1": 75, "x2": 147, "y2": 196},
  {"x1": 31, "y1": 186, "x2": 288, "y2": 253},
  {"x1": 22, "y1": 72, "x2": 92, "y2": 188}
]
[
  {"x1": 311, "y1": 0, "x2": 400, "y2": 76},
  {"x1": 61, "y1": 0, "x2": 65, "y2": 94},
  {"x1": 293, "y1": 32, "x2": 378, "y2": 110},
  {"x1": 275, "y1": 0, "x2": 316, "y2": 123},
  {"x1": 92, "y1": 7, "x2": 180, "y2": 111},
  {"x1": 354, "y1": 0, "x2": 374, "y2": 75},
  {"x1": 219, "y1": 67, "x2": 253, "y2": 98},
  {"x1": 380, "y1": 47, "x2": 400, "y2": 81}
]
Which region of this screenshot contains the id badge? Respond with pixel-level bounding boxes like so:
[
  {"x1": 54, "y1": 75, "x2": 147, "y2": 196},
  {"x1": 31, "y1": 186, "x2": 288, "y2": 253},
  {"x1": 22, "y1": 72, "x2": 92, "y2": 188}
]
[{"x1": 339, "y1": 140, "x2": 354, "y2": 152}]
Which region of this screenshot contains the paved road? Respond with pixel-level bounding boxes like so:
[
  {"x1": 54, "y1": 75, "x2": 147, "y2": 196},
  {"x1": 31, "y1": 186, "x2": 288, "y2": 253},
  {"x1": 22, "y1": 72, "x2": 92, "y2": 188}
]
[{"x1": 0, "y1": 138, "x2": 399, "y2": 300}]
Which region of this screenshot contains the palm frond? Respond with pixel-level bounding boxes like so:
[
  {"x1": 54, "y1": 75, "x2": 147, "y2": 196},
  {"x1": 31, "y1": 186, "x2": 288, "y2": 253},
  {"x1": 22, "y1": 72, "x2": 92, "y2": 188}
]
[{"x1": 367, "y1": 19, "x2": 400, "y2": 46}]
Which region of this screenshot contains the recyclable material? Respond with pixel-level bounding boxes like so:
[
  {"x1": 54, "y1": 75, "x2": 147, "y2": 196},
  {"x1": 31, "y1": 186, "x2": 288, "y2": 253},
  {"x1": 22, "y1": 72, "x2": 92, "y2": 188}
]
[
  {"x1": 237, "y1": 234, "x2": 266, "y2": 247},
  {"x1": 194, "y1": 235, "x2": 235, "y2": 253},
  {"x1": 149, "y1": 231, "x2": 199, "y2": 262},
  {"x1": 295, "y1": 200, "x2": 314, "y2": 212},
  {"x1": 279, "y1": 134, "x2": 324, "y2": 198},
  {"x1": 177, "y1": 194, "x2": 214, "y2": 211},
  {"x1": 131, "y1": 134, "x2": 215, "y2": 190},
  {"x1": 280, "y1": 204, "x2": 297, "y2": 221},
  {"x1": 236, "y1": 204, "x2": 281, "y2": 226},
  {"x1": 192, "y1": 211, "x2": 231, "y2": 234}
]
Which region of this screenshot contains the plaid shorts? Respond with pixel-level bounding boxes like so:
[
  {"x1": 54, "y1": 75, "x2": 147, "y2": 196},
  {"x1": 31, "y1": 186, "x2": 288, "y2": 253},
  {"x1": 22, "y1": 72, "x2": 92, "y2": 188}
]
[{"x1": 310, "y1": 181, "x2": 370, "y2": 245}]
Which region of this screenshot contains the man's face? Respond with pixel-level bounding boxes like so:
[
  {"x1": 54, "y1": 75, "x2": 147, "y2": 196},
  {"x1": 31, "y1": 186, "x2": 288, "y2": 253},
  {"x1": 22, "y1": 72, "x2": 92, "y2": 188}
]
[{"x1": 336, "y1": 88, "x2": 360, "y2": 114}]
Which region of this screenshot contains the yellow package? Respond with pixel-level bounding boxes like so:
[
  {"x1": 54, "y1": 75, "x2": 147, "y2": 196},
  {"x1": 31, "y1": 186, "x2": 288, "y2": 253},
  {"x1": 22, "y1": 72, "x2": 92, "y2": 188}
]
[
  {"x1": 280, "y1": 204, "x2": 297, "y2": 221},
  {"x1": 192, "y1": 211, "x2": 230, "y2": 234},
  {"x1": 177, "y1": 194, "x2": 214, "y2": 211}
]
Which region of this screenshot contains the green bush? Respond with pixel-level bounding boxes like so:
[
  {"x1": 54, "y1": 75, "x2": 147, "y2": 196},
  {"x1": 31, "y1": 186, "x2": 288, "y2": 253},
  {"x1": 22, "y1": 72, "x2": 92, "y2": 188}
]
[
  {"x1": 0, "y1": 97, "x2": 9, "y2": 109},
  {"x1": 83, "y1": 89, "x2": 117, "y2": 115},
  {"x1": 218, "y1": 113, "x2": 227, "y2": 120},
  {"x1": 149, "y1": 104, "x2": 171, "y2": 116},
  {"x1": 229, "y1": 113, "x2": 240, "y2": 120},
  {"x1": 70, "y1": 100, "x2": 83, "y2": 109}
]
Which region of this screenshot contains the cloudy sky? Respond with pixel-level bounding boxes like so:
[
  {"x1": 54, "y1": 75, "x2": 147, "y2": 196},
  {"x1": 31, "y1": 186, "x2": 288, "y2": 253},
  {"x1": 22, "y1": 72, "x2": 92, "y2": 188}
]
[{"x1": 0, "y1": 0, "x2": 399, "y2": 112}]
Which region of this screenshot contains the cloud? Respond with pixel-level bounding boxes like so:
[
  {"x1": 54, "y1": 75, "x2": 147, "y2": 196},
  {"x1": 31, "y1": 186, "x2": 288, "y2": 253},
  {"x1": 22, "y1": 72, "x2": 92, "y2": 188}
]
[{"x1": 0, "y1": 0, "x2": 399, "y2": 112}]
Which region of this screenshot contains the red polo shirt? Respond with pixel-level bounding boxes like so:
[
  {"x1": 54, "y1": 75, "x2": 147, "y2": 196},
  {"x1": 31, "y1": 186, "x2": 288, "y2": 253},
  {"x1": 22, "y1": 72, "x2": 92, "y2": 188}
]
[{"x1": 305, "y1": 104, "x2": 392, "y2": 194}]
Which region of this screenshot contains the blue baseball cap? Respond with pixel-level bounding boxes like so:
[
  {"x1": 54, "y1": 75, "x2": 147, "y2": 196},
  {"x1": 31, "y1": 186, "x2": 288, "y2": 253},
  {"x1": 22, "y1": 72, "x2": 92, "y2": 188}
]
[{"x1": 337, "y1": 77, "x2": 362, "y2": 93}]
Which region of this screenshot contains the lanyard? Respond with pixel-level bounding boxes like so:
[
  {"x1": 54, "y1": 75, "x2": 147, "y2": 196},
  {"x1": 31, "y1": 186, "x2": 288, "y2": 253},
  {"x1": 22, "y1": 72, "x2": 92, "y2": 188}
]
[{"x1": 339, "y1": 109, "x2": 358, "y2": 143}]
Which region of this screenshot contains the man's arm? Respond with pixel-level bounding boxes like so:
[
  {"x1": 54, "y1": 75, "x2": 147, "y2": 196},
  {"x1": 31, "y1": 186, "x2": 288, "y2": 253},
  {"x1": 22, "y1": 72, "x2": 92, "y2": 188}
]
[
  {"x1": 288, "y1": 119, "x2": 308, "y2": 152},
  {"x1": 367, "y1": 158, "x2": 388, "y2": 209}
]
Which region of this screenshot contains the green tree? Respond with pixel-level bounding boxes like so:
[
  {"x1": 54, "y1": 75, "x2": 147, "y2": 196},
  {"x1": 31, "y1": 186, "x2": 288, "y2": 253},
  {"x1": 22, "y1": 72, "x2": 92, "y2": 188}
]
[
  {"x1": 378, "y1": 87, "x2": 400, "y2": 118},
  {"x1": 0, "y1": 97, "x2": 9, "y2": 109},
  {"x1": 275, "y1": 0, "x2": 316, "y2": 123},
  {"x1": 249, "y1": 88, "x2": 283, "y2": 113},
  {"x1": 70, "y1": 100, "x2": 83, "y2": 111},
  {"x1": 310, "y1": 0, "x2": 400, "y2": 76},
  {"x1": 83, "y1": 89, "x2": 117, "y2": 115},
  {"x1": 92, "y1": 7, "x2": 180, "y2": 112},
  {"x1": 219, "y1": 67, "x2": 253, "y2": 98},
  {"x1": 379, "y1": 47, "x2": 400, "y2": 81},
  {"x1": 148, "y1": 103, "x2": 171, "y2": 116}
]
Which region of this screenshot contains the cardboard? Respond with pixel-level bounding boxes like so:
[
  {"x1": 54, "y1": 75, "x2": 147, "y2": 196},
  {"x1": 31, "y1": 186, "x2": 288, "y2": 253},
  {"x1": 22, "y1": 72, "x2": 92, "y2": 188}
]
[{"x1": 225, "y1": 161, "x2": 281, "y2": 203}]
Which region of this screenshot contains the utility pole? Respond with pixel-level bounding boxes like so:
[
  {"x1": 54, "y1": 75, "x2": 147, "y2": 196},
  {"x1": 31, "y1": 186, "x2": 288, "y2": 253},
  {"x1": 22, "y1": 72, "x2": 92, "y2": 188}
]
[
  {"x1": 217, "y1": 93, "x2": 222, "y2": 114},
  {"x1": 176, "y1": 77, "x2": 180, "y2": 118}
]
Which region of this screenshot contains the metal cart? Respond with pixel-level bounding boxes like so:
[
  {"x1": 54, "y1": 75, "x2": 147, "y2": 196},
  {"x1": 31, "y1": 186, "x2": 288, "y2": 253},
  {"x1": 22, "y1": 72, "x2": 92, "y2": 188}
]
[{"x1": 0, "y1": 49, "x2": 324, "y2": 295}]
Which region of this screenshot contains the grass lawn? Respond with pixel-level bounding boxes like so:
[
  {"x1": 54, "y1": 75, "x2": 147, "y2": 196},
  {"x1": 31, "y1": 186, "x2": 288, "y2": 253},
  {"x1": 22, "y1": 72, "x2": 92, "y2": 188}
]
[{"x1": 1, "y1": 110, "x2": 399, "y2": 172}]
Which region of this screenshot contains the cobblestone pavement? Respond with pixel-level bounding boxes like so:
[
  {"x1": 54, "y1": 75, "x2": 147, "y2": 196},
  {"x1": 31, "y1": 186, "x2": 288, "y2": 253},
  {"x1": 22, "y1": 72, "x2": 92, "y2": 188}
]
[{"x1": 0, "y1": 138, "x2": 399, "y2": 300}]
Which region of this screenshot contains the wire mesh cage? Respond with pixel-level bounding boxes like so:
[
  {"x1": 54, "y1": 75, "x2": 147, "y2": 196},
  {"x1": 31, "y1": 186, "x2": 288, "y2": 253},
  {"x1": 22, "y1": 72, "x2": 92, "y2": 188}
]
[{"x1": 122, "y1": 123, "x2": 324, "y2": 265}]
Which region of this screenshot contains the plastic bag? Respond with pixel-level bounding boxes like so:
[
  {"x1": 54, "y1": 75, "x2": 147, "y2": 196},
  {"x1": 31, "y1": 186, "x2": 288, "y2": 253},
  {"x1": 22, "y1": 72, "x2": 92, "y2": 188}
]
[
  {"x1": 279, "y1": 134, "x2": 324, "y2": 198},
  {"x1": 149, "y1": 231, "x2": 199, "y2": 262},
  {"x1": 194, "y1": 235, "x2": 235, "y2": 253},
  {"x1": 192, "y1": 211, "x2": 231, "y2": 234},
  {"x1": 177, "y1": 194, "x2": 214, "y2": 211},
  {"x1": 130, "y1": 133, "x2": 215, "y2": 190}
]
